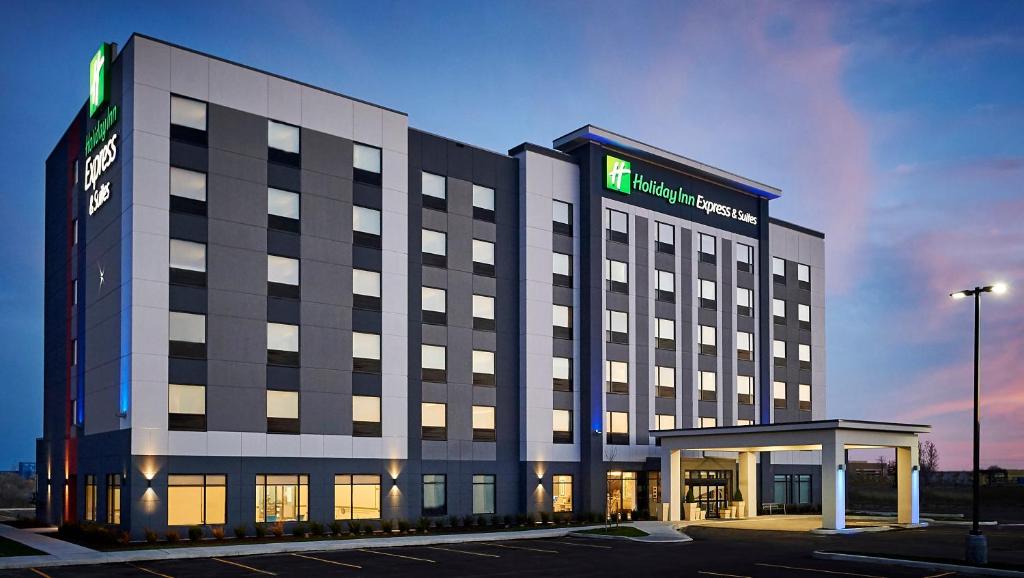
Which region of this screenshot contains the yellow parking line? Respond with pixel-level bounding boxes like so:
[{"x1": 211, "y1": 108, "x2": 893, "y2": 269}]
[
  {"x1": 357, "y1": 548, "x2": 436, "y2": 563},
  {"x1": 29, "y1": 569, "x2": 54, "y2": 578},
  {"x1": 698, "y1": 571, "x2": 751, "y2": 578},
  {"x1": 756, "y1": 563, "x2": 884, "y2": 578},
  {"x1": 128, "y1": 562, "x2": 175, "y2": 578},
  {"x1": 484, "y1": 541, "x2": 558, "y2": 554},
  {"x1": 426, "y1": 545, "x2": 500, "y2": 558},
  {"x1": 291, "y1": 552, "x2": 362, "y2": 569},
  {"x1": 555, "y1": 539, "x2": 612, "y2": 549},
  {"x1": 213, "y1": 557, "x2": 277, "y2": 575}
]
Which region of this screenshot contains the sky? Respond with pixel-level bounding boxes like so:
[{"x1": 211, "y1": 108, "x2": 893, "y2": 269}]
[{"x1": 1, "y1": 0, "x2": 1021, "y2": 471}]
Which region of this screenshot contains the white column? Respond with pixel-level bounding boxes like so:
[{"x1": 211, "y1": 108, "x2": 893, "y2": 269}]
[
  {"x1": 820, "y1": 434, "x2": 846, "y2": 530},
  {"x1": 662, "y1": 448, "x2": 681, "y2": 521},
  {"x1": 738, "y1": 451, "x2": 757, "y2": 518},
  {"x1": 897, "y1": 444, "x2": 920, "y2": 524}
]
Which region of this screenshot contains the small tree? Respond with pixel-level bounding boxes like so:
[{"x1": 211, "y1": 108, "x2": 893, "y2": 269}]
[
  {"x1": 685, "y1": 486, "x2": 696, "y2": 503},
  {"x1": 732, "y1": 487, "x2": 743, "y2": 502}
]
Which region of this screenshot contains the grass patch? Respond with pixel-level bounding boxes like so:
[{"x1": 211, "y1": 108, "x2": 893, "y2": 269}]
[
  {"x1": 578, "y1": 526, "x2": 649, "y2": 538},
  {"x1": 0, "y1": 536, "x2": 44, "y2": 557}
]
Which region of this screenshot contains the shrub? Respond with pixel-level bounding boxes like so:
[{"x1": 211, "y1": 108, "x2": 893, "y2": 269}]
[
  {"x1": 211, "y1": 526, "x2": 225, "y2": 540},
  {"x1": 733, "y1": 487, "x2": 744, "y2": 502},
  {"x1": 477, "y1": 515, "x2": 487, "y2": 528},
  {"x1": 118, "y1": 530, "x2": 132, "y2": 545},
  {"x1": 417, "y1": 516, "x2": 430, "y2": 533},
  {"x1": 309, "y1": 521, "x2": 324, "y2": 537},
  {"x1": 685, "y1": 486, "x2": 696, "y2": 503},
  {"x1": 398, "y1": 519, "x2": 411, "y2": 533},
  {"x1": 234, "y1": 524, "x2": 248, "y2": 539},
  {"x1": 165, "y1": 530, "x2": 180, "y2": 544},
  {"x1": 254, "y1": 523, "x2": 267, "y2": 538},
  {"x1": 347, "y1": 521, "x2": 361, "y2": 535},
  {"x1": 328, "y1": 520, "x2": 344, "y2": 536},
  {"x1": 445, "y1": 515, "x2": 456, "y2": 529},
  {"x1": 57, "y1": 522, "x2": 83, "y2": 541},
  {"x1": 591, "y1": 512, "x2": 603, "y2": 523},
  {"x1": 270, "y1": 521, "x2": 285, "y2": 538},
  {"x1": 292, "y1": 522, "x2": 308, "y2": 537},
  {"x1": 515, "y1": 513, "x2": 528, "y2": 526},
  {"x1": 539, "y1": 511, "x2": 551, "y2": 524},
  {"x1": 381, "y1": 519, "x2": 394, "y2": 534},
  {"x1": 144, "y1": 528, "x2": 158, "y2": 544},
  {"x1": 188, "y1": 526, "x2": 203, "y2": 542},
  {"x1": 503, "y1": 514, "x2": 513, "y2": 527}
]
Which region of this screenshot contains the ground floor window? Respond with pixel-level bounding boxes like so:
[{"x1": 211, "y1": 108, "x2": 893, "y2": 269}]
[
  {"x1": 256, "y1": 474, "x2": 308, "y2": 523},
  {"x1": 553, "y1": 475, "x2": 573, "y2": 512},
  {"x1": 423, "y1": 474, "x2": 447, "y2": 516},
  {"x1": 334, "y1": 474, "x2": 381, "y2": 520},
  {"x1": 168, "y1": 474, "x2": 226, "y2": 526},
  {"x1": 606, "y1": 471, "x2": 637, "y2": 515},
  {"x1": 83, "y1": 475, "x2": 97, "y2": 522},
  {"x1": 106, "y1": 474, "x2": 121, "y2": 524},
  {"x1": 773, "y1": 474, "x2": 812, "y2": 505},
  {"x1": 472, "y1": 475, "x2": 495, "y2": 515}
]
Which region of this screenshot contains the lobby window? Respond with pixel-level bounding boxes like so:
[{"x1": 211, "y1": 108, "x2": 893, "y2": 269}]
[
  {"x1": 169, "y1": 383, "x2": 206, "y2": 431},
  {"x1": 473, "y1": 184, "x2": 495, "y2": 222},
  {"x1": 605, "y1": 309, "x2": 628, "y2": 344},
  {"x1": 553, "y1": 356, "x2": 573, "y2": 391},
  {"x1": 737, "y1": 419, "x2": 755, "y2": 426},
  {"x1": 353, "y1": 205, "x2": 382, "y2": 248},
  {"x1": 656, "y1": 222, "x2": 675, "y2": 254},
  {"x1": 773, "y1": 298, "x2": 786, "y2": 325},
  {"x1": 605, "y1": 258, "x2": 628, "y2": 293},
  {"x1": 699, "y1": 371, "x2": 717, "y2": 402},
  {"x1": 170, "y1": 95, "x2": 207, "y2": 145},
  {"x1": 267, "y1": 390, "x2": 299, "y2": 434},
  {"x1": 422, "y1": 474, "x2": 447, "y2": 516},
  {"x1": 656, "y1": 365, "x2": 675, "y2": 398},
  {"x1": 353, "y1": 143, "x2": 382, "y2": 185},
  {"x1": 169, "y1": 311, "x2": 206, "y2": 358},
  {"x1": 267, "y1": 255, "x2": 299, "y2": 299},
  {"x1": 606, "y1": 208, "x2": 628, "y2": 243},
  {"x1": 421, "y1": 402, "x2": 447, "y2": 441},
  {"x1": 267, "y1": 322, "x2": 299, "y2": 366},
  {"x1": 737, "y1": 331, "x2": 754, "y2": 361},
  {"x1": 106, "y1": 474, "x2": 121, "y2": 524},
  {"x1": 798, "y1": 263, "x2": 811, "y2": 290},
  {"x1": 655, "y1": 269, "x2": 675, "y2": 303},
  {"x1": 698, "y1": 325, "x2": 717, "y2": 356},
  {"x1": 737, "y1": 287, "x2": 753, "y2": 317},
  {"x1": 553, "y1": 475, "x2": 573, "y2": 512},
  {"x1": 737, "y1": 243, "x2": 754, "y2": 273},
  {"x1": 352, "y1": 269, "x2": 381, "y2": 311},
  {"x1": 698, "y1": 417, "x2": 718, "y2": 428},
  {"x1": 552, "y1": 409, "x2": 573, "y2": 444},
  {"x1": 473, "y1": 350, "x2": 496, "y2": 386},
  {"x1": 169, "y1": 474, "x2": 226, "y2": 526},
  {"x1": 352, "y1": 331, "x2": 381, "y2": 374},
  {"x1": 421, "y1": 344, "x2": 447, "y2": 382},
  {"x1": 472, "y1": 475, "x2": 496, "y2": 514},
  {"x1": 422, "y1": 229, "x2": 447, "y2": 268},
  {"x1": 655, "y1": 414, "x2": 676, "y2": 431},
  {"x1": 798, "y1": 304, "x2": 811, "y2": 331},
  {"x1": 552, "y1": 200, "x2": 573, "y2": 236},
  {"x1": 472, "y1": 405, "x2": 496, "y2": 441},
  {"x1": 799, "y1": 344, "x2": 812, "y2": 370},
  {"x1": 352, "y1": 395, "x2": 382, "y2": 437},
  {"x1": 169, "y1": 167, "x2": 207, "y2": 215},
  {"x1": 473, "y1": 239, "x2": 496, "y2": 277},
  {"x1": 773, "y1": 340, "x2": 787, "y2": 367},
  {"x1": 738, "y1": 375, "x2": 755, "y2": 405},
  {"x1": 334, "y1": 475, "x2": 381, "y2": 520},
  {"x1": 422, "y1": 286, "x2": 447, "y2": 325},
  {"x1": 773, "y1": 381, "x2": 787, "y2": 409},
  {"x1": 256, "y1": 474, "x2": 308, "y2": 523},
  {"x1": 799, "y1": 384, "x2": 812, "y2": 411},
  {"x1": 553, "y1": 304, "x2": 572, "y2": 340},
  {"x1": 473, "y1": 294, "x2": 495, "y2": 331},
  {"x1": 698, "y1": 233, "x2": 717, "y2": 264},
  {"x1": 655, "y1": 317, "x2": 675, "y2": 350},
  {"x1": 774, "y1": 474, "x2": 812, "y2": 505},
  {"x1": 606, "y1": 360, "x2": 628, "y2": 394},
  {"x1": 772, "y1": 257, "x2": 786, "y2": 284},
  {"x1": 267, "y1": 120, "x2": 300, "y2": 166},
  {"x1": 421, "y1": 171, "x2": 447, "y2": 211},
  {"x1": 169, "y1": 239, "x2": 206, "y2": 287},
  {"x1": 268, "y1": 187, "x2": 300, "y2": 233},
  {"x1": 699, "y1": 279, "x2": 717, "y2": 309},
  {"x1": 84, "y1": 475, "x2": 97, "y2": 522},
  {"x1": 552, "y1": 252, "x2": 572, "y2": 287},
  {"x1": 606, "y1": 411, "x2": 629, "y2": 445}
]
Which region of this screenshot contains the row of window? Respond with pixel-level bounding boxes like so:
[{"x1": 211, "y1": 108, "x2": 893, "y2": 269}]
[{"x1": 81, "y1": 474, "x2": 121, "y2": 524}]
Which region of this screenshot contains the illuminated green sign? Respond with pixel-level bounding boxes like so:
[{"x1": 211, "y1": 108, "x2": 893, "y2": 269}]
[
  {"x1": 606, "y1": 155, "x2": 632, "y2": 195},
  {"x1": 89, "y1": 43, "x2": 112, "y2": 117}
]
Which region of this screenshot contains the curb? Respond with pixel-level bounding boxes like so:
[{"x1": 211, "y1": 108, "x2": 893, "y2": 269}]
[
  {"x1": 813, "y1": 551, "x2": 1024, "y2": 577},
  {"x1": 567, "y1": 529, "x2": 692, "y2": 544}
]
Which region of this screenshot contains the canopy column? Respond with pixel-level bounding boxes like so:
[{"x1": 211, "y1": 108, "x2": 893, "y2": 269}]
[
  {"x1": 738, "y1": 451, "x2": 757, "y2": 518},
  {"x1": 661, "y1": 448, "x2": 681, "y2": 521},
  {"x1": 820, "y1": 433, "x2": 846, "y2": 530},
  {"x1": 897, "y1": 444, "x2": 920, "y2": 524}
]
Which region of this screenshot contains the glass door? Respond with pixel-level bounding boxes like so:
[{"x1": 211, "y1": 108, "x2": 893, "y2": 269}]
[
  {"x1": 606, "y1": 471, "x2": 638, "y2": 519},
  {"x1": 685, "y1": 470, "x2": 733, "y2": 518}
]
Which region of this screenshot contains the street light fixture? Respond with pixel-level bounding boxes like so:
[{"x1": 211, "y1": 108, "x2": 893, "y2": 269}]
[{"x1": 948, "y1": 282, "x2": 1009, "y2": 565}]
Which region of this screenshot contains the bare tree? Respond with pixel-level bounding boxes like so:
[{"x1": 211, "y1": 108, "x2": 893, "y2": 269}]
[
  {"x1": 0, "y1": 473, "x2": 34, "y2": 508},
  {"x1": 919, "y1": 440, "x2": 939, "y2": 483}
]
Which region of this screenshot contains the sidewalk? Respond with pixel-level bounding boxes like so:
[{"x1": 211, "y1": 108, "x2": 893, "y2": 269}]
[{"x1": 0, "y1": 522, "x2": 96, "y2": 560}]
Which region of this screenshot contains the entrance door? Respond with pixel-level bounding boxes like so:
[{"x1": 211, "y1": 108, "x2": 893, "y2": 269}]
[
  {"x1": 606, "y1": 471, "x2": 637, "y2": 519},
  {"x1": 685, "y1": 470, "x2": 732, "y2": 518}
]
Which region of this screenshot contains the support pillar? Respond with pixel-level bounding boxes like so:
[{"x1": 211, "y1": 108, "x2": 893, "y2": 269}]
[
  {"x1": 738, "y1": 452, "x2": 758, "y2": 518},
  {"x1": 662, "y1": 449, "x2": 681, "y2": 521},
  {"x1": 820, "y1": 435, "x2": 846, "y2": 530},
  {"x1": 897, "y1": 444, "x2": 920, "y2": 525}
]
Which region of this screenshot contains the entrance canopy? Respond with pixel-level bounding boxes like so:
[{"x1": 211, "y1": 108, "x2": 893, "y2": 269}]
[{"x1": 652, "y1": 419, "x2": 931, "y2": 530}]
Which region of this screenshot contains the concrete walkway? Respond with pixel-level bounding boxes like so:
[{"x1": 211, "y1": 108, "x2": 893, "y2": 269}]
[
  {"x1": 0, "y1": 522, "x2": 98, "y2": 559},
  {"x1": 680, "y1": 514, "x2": 910, "y2": 533},
  {"x1": 568, "y1": 521, "x2": 691, "y2": 543}
]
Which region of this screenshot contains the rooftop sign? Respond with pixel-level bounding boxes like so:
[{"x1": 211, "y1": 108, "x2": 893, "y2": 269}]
[{"x1": 89, "y1": 43, "x2": 113, "y2": 117}]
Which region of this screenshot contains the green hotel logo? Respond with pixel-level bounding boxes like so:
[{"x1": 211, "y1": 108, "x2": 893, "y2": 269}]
[
  {"x1": 89, "y1": 43, "x2": 112, "y2": 118},
  {"x1": 606, "y1": 155, "x2": 632, "y2": 194}
]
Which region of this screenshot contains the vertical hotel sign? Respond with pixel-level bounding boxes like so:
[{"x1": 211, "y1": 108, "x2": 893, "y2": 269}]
[{"x1": 85, "y1": 43, "x2": 118, "y2": 216}]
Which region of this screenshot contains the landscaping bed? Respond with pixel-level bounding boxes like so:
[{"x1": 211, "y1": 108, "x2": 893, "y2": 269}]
[
  {"x1": 0, "y1": 536, "x2": 44, "y2": 558},
  {"x1": 577, "y1": 526, "x2": 649, "y2": 538}
]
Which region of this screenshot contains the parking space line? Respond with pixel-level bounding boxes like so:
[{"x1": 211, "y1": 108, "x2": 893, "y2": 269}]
[
  {"x1": 128, "y1": 562, "x2": 175, "y2": 578},
  {"x1": 483, "y1": 542, "x2": 559, "y2": 554},
  {"x1": 755, "y1": 563, "x2": 885, "y2": 578},
  {"x1": 357, "y1": 548, "x2": 436, "y2": 563},
  {"x1": 213, "y1": 557, "x2": 277, "y2": 575},
  {"x1": 698, "y1": 571, "x2": 751, "y2": 578},
  {"x1": 290, "y1": 552, "x2": 362, "y2": 569},
  {"x1": 923, "y1": 573, "x2": 956, "y2": 578},
  {"x1": 426, "y1": 545, "x2": 500, "y2": 558},
  {"x1": 29, "y1": 569, "x2": 54, "y2": 578},
  {"x1": 554, "y1": 539, "x2": 613, "y2": 549}
]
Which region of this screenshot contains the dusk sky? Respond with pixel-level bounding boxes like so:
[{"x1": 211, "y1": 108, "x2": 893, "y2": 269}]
[{"x1": 2, "y1": 0, "x2": 1021, "y2": 471}]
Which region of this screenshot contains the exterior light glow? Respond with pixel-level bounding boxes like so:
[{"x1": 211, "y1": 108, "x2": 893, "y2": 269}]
[
  {"x1": 951, "y1": 292, "x2": 967, "y2": 300},
  {"x1": 991, "y1": 282, "x2": 1008, "y2": 295}
]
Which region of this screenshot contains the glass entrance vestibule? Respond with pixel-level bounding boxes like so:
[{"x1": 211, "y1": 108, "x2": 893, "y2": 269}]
[{"x1": 685, "y1": 470, "x2": 734, "y2": 518}]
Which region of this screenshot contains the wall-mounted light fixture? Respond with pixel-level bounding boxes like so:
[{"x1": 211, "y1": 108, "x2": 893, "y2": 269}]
[{"x1": 837, "y1": 464, "x2": 845, "y2": 471}]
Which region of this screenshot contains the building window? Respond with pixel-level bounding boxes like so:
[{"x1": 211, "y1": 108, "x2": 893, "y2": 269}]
[
  {"x1": 473, "y1": 184, "x2": 495, "y2": 222},
  {"x1": 421, "y1": 402, "x2": 447, "y2": 440},
  {"x1": 737, "y1": 419, "x2": 754, "y2": 426},
  {"x1": 352, "y1": 331, "x2": 381, "y2": 373},
  {"x1": 353, "y1": 205, "x2": 382, "y2": 248},
  {"x1": 553, "y1": 409, "x2": 573, "y2": 444},
  {"x1": 552, "y1": 200, "x2": 572, "y2": 236},
  {"x1": 352, "y1": 395, "x2": 382, "y2": 437},
  {"x1": 773, "y1": 340, "x2": 786, "y2": 367},
  {"x1": 169, "y1": 311, "x2": 206, "y2": 358},
  {"x1": 72, "y1": 278, "x2": 77, "y2": 305},
  {"x1": 268, "y1": 187, "x2": 300, "y2": 233},
  {"x1": 472, "y1": 405, "x2": 496, "y2": 442},
  {"x1": 267, "y1": 120, "x2": 300, "y2": 165},
  {"x1": 422, "y1": 286, "x2": 447, "y2": 325},
  {"x1": 737, "y1": 243, "x2": 754, "y2": 273},
  {"x1": 553, "y1": 475, "x2": 573, "y2": 512},
  {"x1": 798, "y1": 304, "x2": 811, "y2": 331},
  {"x1": 169, "y1": 167, "x2": 207, "y2": 214},
  {"x1": 72, "y1": 218, "x2": 78, "y2": 245},
  {"x1": 656, "y1": 222, "x2": 675, "y2": 254},
  {"x1": 352, "y1": 269, "x2": 381, "y2": 311},
  {"x1": 472, "y1": 294, "x2": 495, "y2": 331},
  {"x1": 606, "y1": 208, "x2": 628, "y2": 243},
  {"x1": 169, "y1": 383, "x2": 206, "y2": 431},
  {"x1": 737, "y1": 287, "x2": 753, "y2": 317},
  {"x1": 71, "y1": 339, "x2": 77, "y2": 366},
  {"x1": 699, "y1": 279, "x2": 717, "y2": 309},
  {"x1": 473, "y1": 350, "x2": 496, "y2": 386},
  {"x1": 267, "y1": 255, "x2": 299, "y2": 299},
  {"x1": 698, "y1": 325, "x2": 717, "y2": 356},
  {"x1": 552, "y1": 356, "x2": 573, "y2": 391},
  {"x1": 605, "y1": 258, "x2": 628, "y2": 293},
  {"x1": 738, "y1": 375, "x2": 755, "y2": 405},
  {"x1": 773, "y1": 381, "x2": 787, "y2": 408},
  {"x1": 553, "y1": 304, "x2": 572, "y2": 340},
  {"x1": 169, "y1": 239, "x2": 207, "y2": 287},
  {"x1": 774, "y1": 474, "x2": 812, "y2": 505},
  {"x1": 353, "y1": 143, "x2": 382, "y2": 185},
  {"x1": 772, "y1": 257, "x2": 786, "y2": 284},
  {"x1": 655, "y1": 317, "x2": 675, "y2": 350},
  {"x1": 422, "y1": 474, "x2": 447, "y2": 516},
  {"x1": 698, "y1": 417, "x2": 718, "y2": 428},
  {"x1": 169, "y1": 474, "x2": 226, "y2": 526},
  {"x1": 698, "y1": 233, "x2": 716, "y2": 264},
  {"x1": 473, "y1": 239, "x2": 496, "y2": 277},
  {"x1": 84, "y1": 475, "x2": 97, "y2": 522},
  {"x1": 799, "y1": 344, "x2": 812, "y2": 370},
  {"x1": 655, "y1": 414, "x2": 676, "y2": 430},
  {"x1": 606, "y1": 411, "x2": 629, "y2": 445},
  {"x1": 737, "y1": 331, "x2": 754, "y2": 361},
  {"x1": 421, "y1": 171, "x2": 447, "y2": 211},
  {"x1": 334, "y1": 475, "x2": 381, "y2": 520},
  {"x1": 421, "y1": 344, "x2": 447, "y2": 382},
  {"x1": 552, "y1": 252, "x2": 572, "y2": 287},
  {"x1": 655, "y1": 270, "x2": 675, "y2": 303},
  {"x1": 798, "y1": 263, "x2": 811, "y2": 290},
  {"x1": 170, "y1": 95, "x2": 207, "y2": 145},
  {"x1": 773, "y1": 298, "x2": 786, "y2": 325},
  {"x1": 656, "y1": 365, "x2": 675, "y2": 398},
  {"x1": 422, "y1": 229, "x2": 447, "y2": 268},
  {"x1": 799, "y1": 384, "x2": 812, "y2": 411},
  {"x1": 106, "y1": 474, "x2": 121, "y2": 524},
  {"x1": 606, "y1": 360, "x2": 628, "y2": 394},
  {"x1": 605, "y1": 309, "x2": 628, "y2": 344},
  {"x1": 472, "y1": 475, "x2": 496, "y2": 514},
  {"x1": 267, "y1": 390, "x2": 299, "y2": 434},
  {"x1": 699, "y1": 371, "x2": 717, "y2": 402},
  {"x1": 256, "y1": 474, "x2": 308, "y2": 523},
  {"x1": 267, "y1": 322, "x2": 299, "y2": 366}
]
